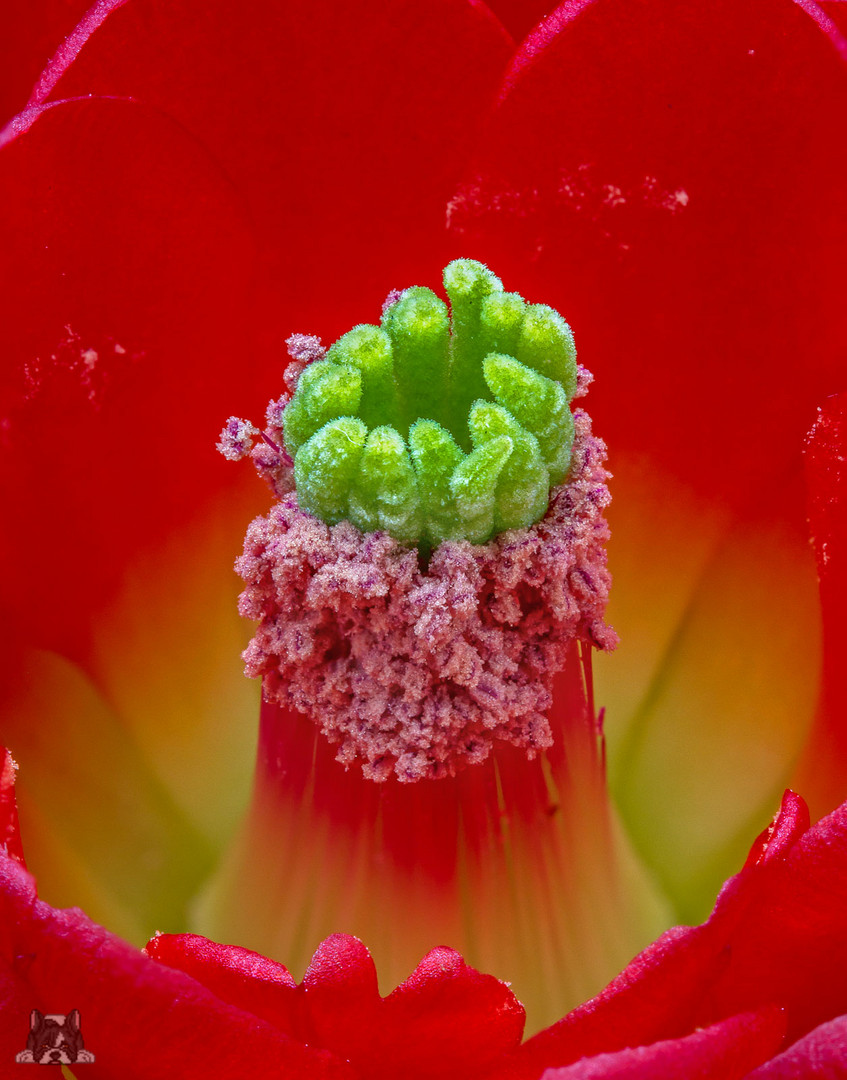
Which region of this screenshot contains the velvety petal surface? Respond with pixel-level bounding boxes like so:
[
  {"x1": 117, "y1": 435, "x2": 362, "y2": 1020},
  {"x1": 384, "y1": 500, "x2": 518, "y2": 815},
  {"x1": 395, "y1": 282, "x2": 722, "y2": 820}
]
[
  {"x1": 149, "y1": 930, "x2": 526, "y2": 1080},
  {"x1": 29, "y1": 0, "x2": 514, "y2": 338},
  {"x1": 146, "y1": 932, "x2": 301, "y2": 1032},
  {"x1": 704, "y1": 796, "x2": 847, "y2": 1043},
  {"x1": 539, "y1": 1009, "x2": 785, "y2": 1080},
  {"x1": 747, "y1": 1014, "x2": 847, "y2": 1079},
  {"x1": 2, "y1": 746, "x2": 526, "y2": 1080},
  {"x1": 303, "y1": 935, "x2": 526, "y2": 1079},
  {"x1": 0, "y1": 857, "x2": 353, "y2": 1078},
  {"x1": 448, "y1": 0, "x2": 847, "y2": 916}
]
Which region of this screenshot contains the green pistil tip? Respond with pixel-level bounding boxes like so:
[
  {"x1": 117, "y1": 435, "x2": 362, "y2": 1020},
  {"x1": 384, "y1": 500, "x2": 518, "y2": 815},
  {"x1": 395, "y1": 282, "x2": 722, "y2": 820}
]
[{"x1": 286, "y1": 259, "x2": 579, "y2": 548}]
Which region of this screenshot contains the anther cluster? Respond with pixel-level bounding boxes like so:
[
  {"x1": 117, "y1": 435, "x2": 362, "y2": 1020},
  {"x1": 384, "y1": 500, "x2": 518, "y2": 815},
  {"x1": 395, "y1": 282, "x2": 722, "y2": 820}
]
[{"x1": 237, "y1": 411, "x2": 615, "y2": 782}]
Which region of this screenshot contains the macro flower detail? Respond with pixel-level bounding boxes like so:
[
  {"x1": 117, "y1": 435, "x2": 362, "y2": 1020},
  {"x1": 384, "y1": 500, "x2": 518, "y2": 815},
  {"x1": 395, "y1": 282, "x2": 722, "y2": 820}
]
[
  {"x1": 278, "y1": 259, "x2": 579, "y2": 547},
  {"x1": 6, "y1": 746, "x2": 847, "y2": 1078},
  {"x1": 1, "y1": 0, "x2": 845, "y2": 1074},
  {"x1": 222, "y1": 261, "x2": 616, "y2": 782}
]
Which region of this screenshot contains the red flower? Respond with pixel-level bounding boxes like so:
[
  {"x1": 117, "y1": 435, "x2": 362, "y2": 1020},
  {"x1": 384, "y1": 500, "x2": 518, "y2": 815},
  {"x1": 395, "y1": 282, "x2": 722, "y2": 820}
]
[
  {"x1": 5, "y1": 744, "x2": 847, "y2": 1077},
  {"x1": 0, "y1": 0, "x2": 845, "y2": 1073},
  {"x1": 1, "y1": 1, "x2": 843, "y2": 904}
]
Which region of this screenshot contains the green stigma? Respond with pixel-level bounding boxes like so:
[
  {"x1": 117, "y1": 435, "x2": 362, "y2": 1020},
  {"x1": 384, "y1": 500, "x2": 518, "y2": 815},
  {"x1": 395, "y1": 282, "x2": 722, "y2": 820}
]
[{"x1": 285, "y1": 259, "x2": 579, "y2": 548}]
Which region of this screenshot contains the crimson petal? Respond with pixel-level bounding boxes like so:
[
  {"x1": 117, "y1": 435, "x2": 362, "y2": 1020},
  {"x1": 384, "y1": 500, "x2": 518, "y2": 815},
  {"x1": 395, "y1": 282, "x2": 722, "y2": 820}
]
[
  {"x1": 539, "y1": 1008, "x2": 785, "y2": 1080},
  {"x1": 302, "y1": 935, "x2": 526, "y2": 1080},
  {"x1": 146, "y1": 929, "x2": 525, "y2": 1080},
  {"x1": 746, "y1": 1013, "x2": 847, "y2": 1078},
  {"x1": 0, "y1": 95, "x2": 257, "y2": 656},
  {"x1": 0, "y1": 854, "x2": 349, "y2": 1078},
  {"x1": 480, "y1": 0, "x2": 557, "y2": 42},
  {"x1": 0, "y1": 750, "x2": 24, "y2": 869},
  {"x1": 449, "y1": 0, "x2": 847, "y2": 507},
  {"x1": 34, "y1": 0, "x2": 514, "y2": 338},
  {"x1": 145, "y1": 932, "x2": 301, "y2": 1035},
  {"x1": 704, "y1": 796, "x2": 847, "y2": 1043}
]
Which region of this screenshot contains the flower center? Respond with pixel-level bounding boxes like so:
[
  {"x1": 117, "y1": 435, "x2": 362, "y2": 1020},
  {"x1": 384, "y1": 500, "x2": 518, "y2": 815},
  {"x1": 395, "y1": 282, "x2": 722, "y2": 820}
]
[
  {"x1": 282, "y1": 259, "x2": 578, "y2": 548},
  {"x1": 220, "y1": 261, "x2": 615, "y2": 783}
]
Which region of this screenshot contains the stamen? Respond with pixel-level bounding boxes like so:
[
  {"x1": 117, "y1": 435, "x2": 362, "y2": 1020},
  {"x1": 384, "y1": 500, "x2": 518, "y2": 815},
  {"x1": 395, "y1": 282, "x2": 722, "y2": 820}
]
[
  {"x1": 236, "y1": 411, "x2": 615, "y2": 782},
  {"x1": 217, "y1": 417, "x2": 258, "y2": 461}
]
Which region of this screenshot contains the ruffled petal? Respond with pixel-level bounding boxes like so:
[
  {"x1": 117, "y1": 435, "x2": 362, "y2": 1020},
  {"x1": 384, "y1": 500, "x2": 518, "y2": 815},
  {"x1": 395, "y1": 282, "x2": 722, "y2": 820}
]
[
  {"x1": 361, "y1": 943, "x2": 526, "y2": 1078},
  {"x1": 145, "y1": 932, "x2": 301, "y2": 1034},
  {"x1": 148, "y1": 929, "x2": 525, "y2": 1080},
  {"x1": 0, "y1": 851, "x2": 348, "y2": 1077},
  {"x1": 285, "y1": 934, "x2": 526, "y2": 1079}
]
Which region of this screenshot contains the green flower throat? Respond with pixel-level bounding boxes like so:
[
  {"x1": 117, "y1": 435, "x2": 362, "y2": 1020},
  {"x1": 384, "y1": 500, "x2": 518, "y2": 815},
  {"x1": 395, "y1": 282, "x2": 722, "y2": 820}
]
[{"x1": 282, "y1": 259, "x2": 579, "y2": 549}]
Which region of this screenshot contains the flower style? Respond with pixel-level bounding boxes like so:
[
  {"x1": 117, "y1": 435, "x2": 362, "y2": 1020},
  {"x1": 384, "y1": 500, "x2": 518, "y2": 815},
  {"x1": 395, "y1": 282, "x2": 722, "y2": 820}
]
[{"x1": 0, "y1": 0, "x2": 846, "y2": 1076}]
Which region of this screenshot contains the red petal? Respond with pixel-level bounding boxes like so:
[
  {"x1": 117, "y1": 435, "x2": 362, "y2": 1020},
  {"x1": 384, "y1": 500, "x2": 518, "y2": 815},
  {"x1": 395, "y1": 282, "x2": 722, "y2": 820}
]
[
  {"x1": 704, "y1": 798, "x2": 847, "y2": 1044},
  {"x1": 378, "y1": 946, "x2": 526, "y2": 1076},
  {"x1": 0, "y1": 962, "x2": 33, "y2": 1076},
  {"x1": 302, "y1": 934, "x2": 384, "y2": 1054},
  {"x1": 480, "y1": 0, "x2": 553, "y2": 42},
  {"x1": 449, "y1": 0, "x2": 847, "y2": 509},
  {"x1": 746, "y1": 1013, "x2": 847, "y2": 1078},
  {"x1": 0, "y1": 0, "x2": 513, "y2": 661},
  {"x1": 741, "y1": 790, "x2": 810, "y2": 871},
  {"x1": 805, "y1": 392, "x2": 847, "y2": 637},
  {"x1": 145, "y1": 932, "x2": 301, "y2": 1036},
  {"x1": 301, "y1": 935, "x2": 525, "y2": 1079},
  {"x1": 35, "y1": 0, "x2": 514, "y2": 337},
  {"x1": 0, "y1": 96, "x2": 257, "y2": 656},
  {"x1": 539, "y1": 1009, "x2": 786, "y2": 1080},
  {"x1": 0, "y1": 853, "x2": 349, "y2": 1077},
  {"x1": 501, "y1": 925, "x2": 732, "y2": 1077}
]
